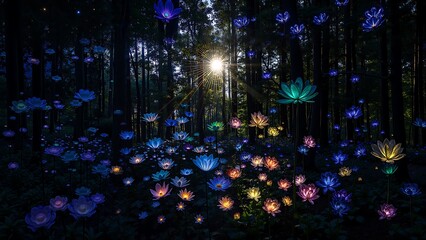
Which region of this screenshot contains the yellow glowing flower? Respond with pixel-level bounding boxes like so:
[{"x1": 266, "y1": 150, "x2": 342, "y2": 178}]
[
  {"x1": 263, "y1": 198, "x2": 281, "y2": 216},
  {"x1": 247, "y1": 187, "x2": 261, "y2": 201},
  {"x1": 268, "y1": 127, "x2": 279, "y2": 137},
  {"x1": 282, "y1": 196, "x2": 293, "y2": 206},
  {"x1": 176, "y1": 202, "x2": 186, "y2": 211},
  {"x1": 267, "y1": 180, "x2": 273, "y2": 186},
  {"x1": 110, "y1": 166, "x2": 123, "y2": 175},
  {"x1": 218, "y1": 196, "x2": 234, "y2": 211},
  {"x1": 264, "y1": 156, "x2": 279, "y2": 171},
  {"x1": 251, "y1": 155, "x2": 264, "y2": 168},
  {"x1": 277, "y1": 125, "x2": 284, "y2": 131},
  {"x1": 371, "y1": 138, "x2": 405, "y2": 164},
  {"x1": 233, "y1": 212, "x2": 240, "y2": 220},
  {"x1": 258, "y1": 134, "x2": 264, "y2": 139},
  {"x1": 249, "y1": 112, "x2": 269, "y2": 129},
  {"x1": 338, "y1": 167, "x2": 352, "y2": 177},
  {"x1": 178, "y1": 188, "x2": 195, "y2": 201}
]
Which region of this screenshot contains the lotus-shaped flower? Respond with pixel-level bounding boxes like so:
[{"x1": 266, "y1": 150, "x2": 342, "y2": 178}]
[
  {"x1": 68, "y1": 197, "x2": 97, "y2": 219},
  {"x1": 263, "y1": 198, "x2": 281, "y2": 216},
  {"x1": 193, "y1": 154, "x2": 219, "y2": 171},
  {"x1": 277, "y1": 77, "x2": 318, "y2": 104},
  {"x1": 297, "y1": 184, "x2": 320, "y2": 204},
  {"x1": 150, "y1": 182, "x2": 172, "y2": 200},
  {"x1": 74, "y1": 89, "x2": 95, "y2": 102},
  {"x1": 248, "y1": 112, "x2": 269, "y2": 129},
  {"x1": 154, "y1": 0, "x2": 182, "y2": 23},
  {"x1": 25, "y1": 206, "x2": 56, "y2": 231},
  {"x1": 371, "y1": 139, "x2": 405, "y2": 164}
]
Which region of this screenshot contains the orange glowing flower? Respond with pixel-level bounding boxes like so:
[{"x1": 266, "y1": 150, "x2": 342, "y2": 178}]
[
  {"x1": 277, "y1": 179, "x2": 292, "y2": 191},
  {"x1": 263, "y1": 198, "x2": 281, "y2": 216},
  {"x1": 110, "y1": 166, "x2": 123, "y2": 175},
  {"x1": 233, "y1": 212, "x2": 241, "y2": 220},
  {"x1": 249, "y1": 112, "x2": 269, "y2": 129},
  {"x1": 282, "y1": 196, "x2": 293, "y2": 206},
  {"x1": 227, "y1": 168, "x2": 242, "y2": 180},
  {"x1": 218, "y1": 196, "x2": 234, "y2": 211},
  {"x1": 178, "y1": 188, "x2": 195, "y2": 201},
  {"x1": 264, "y1": 156, "x2": 279, "y2": 171},
  {"x1": 258, "y1": 173, "x2": 268, "y2": 181}
]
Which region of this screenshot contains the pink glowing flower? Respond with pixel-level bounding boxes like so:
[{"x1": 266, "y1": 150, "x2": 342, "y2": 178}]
[
  {"x1": 277, "y1": 179, "x2": 292, "y2": 191},
  {"x1": 297, "y1": 184, "x2": 320, "y2": 205},
  {"x1": 303, "y1": 135, "x2": 316, "y2": 148},
  {"x1": 150, "y1": 182, "x2": 172, "y2": 200},
  {"x1": 229, "y1": 117, "x2": 242, "y2": 129},
  {"x1": 295, "y1": 174, "x2": 306, "y2": 186},
  {"x1": 378, "y1": 203, "x2": 397, "y2": 220}
]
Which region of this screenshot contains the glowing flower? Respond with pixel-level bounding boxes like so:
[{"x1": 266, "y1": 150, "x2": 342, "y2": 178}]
[
  {"x1": 268, "y1": 127, "x2": 279, "y2": 137},
  {"x1": 338, "y1": 167, "x2": 352, "y2": 177},
  {"x1": 233, "y1": 16, "x2": 250, "y2": 28},
  {"x1": 316, "y1": 172, "x2": 341, "y2": 193},
  {"x1": 110, "y1": 166, "x2": 123, "y2": 175},
  {"x1": 295, "y1": 174, "x2": 306, "y2": 186},
  {"x1": 129, "y1": 154, "x2": 145, "y2": 164},
  {"x1": 297, "y1": 184, "x2": 320, "y2": 204},
  {"x1": 218, "y1": 196, "x2": 234, "y2": 211},
  {"x1": 45, "y1": 146, "x2": 65, "y2": 156},
  {"x1": 258, "y1": 173, "x2": 268, "y2": 181},
  {"x1": 362, "y1": 7, "x2": 385, "y2": 32},
  {"x1": 263, "y1": 198, "x2": 281, "y2": 216},
  {"x1": 152, "y1": 170, "x2": 170, "y2": 181},
  {"x1": 227, "y1": 168, "x2": 242, "y2": 180},
  {"x1": 277, "y1": 78, "x2": 318, "y2": 104},
  {"x1": 25, "y1": 206, "x2": 56, "y2": 231},
  {"x1": 332, "y1": 151, "x2": 348, "y2": 165},
  {"x1": 26, "y1": 97, "x2": 47, "y2": 110},
  {"x1": 207, "y1": 121, "x2": 224, "y2": 132},
  {"x1": 172, "y1": 131, "x2": 189, "y2": 141},
  {"x1": 303, "y1": 136, "x2": 316, "y2": 148},
  {"x1": 193, "y1": 146, "x2": 206, "y2": 154},
  {"x1": 157, "y1": 215, "x2": 166, "y2": 224},
  {"x1": 381, "y1": 164, "x2": 398, "y2": 175},
  {"x1": 176, "y1": 202, "x2": 186, "y2": 211},
  {"x1": 276, "y1": 11, "x2": 290, "y2": 24},
  {"x1": 164, "y1": 118, "x2": 178, "y2": 127},
  {"x1": 378, "y1": 203, "x2": 397, "y2": 220},
  {"x1": 150, "y1": 182, "x2": 172, "y2": 200},
  {"x1": 313, "y1": 12, "x2": 329, "y2": 25},
  {"x1": 171, "y1": 176, "x2": 190, "y2": 188},
  {"x1": 178, "y1": 188, "x2": 195, "y2": 201},
  {"x1": 120, "y1": 131, "x2": 134, "y2": 140},
  {"x1": 331, "y1": 200, "x2": 350, "y2": 217},
  {"x1": 194, "y1": 214, "x2": 204, "y2": 224},
  {"x1": 277, "y1": 179, "x2": 292, "y2": 191},
  {"x1": 345, "y1": 106, "x2": 363, "y2": 119},
  {"x1": 332, "y1": 189, "x2": 352, "y2": 203},
  {"x1": 142, "y1": 113, "x2": 159, "y2": 122},
  {"x1": 371, "y1": 139, "x2": 405, "y2": 164},
  {"x1": 49, "y1": 196, "x2": 68, "y2": 211},
  {"x1": 68, "y1": 197, "x2": 97, "y2": 219},
  {"x1": 147, "y1": 137, "x2": 164, "y2": 149},
  {"x1": 282, "y1": 196, "x2": 293, "y2": 206},
  {"x1": 290, "y1": 24, "x2": 305, "y2": 38},
  {"x1": 251, "y1": 155, "x2": 264, "y2": 168},
  {"x1": 335, "y1": 0, "x2": 349, "y2": 7},
  {"x1": 401, "y1": 183, "x2": 421, "y2": 197},
  {"x1": 193, "y1": 154, "x2": 219, "y2": 172},
  {"x1": 176, "y1": 117, "x2": 189, "y2": 124},
  {"x1": 229, "y1": 117, "x2": 242, "y2": 129},
  {"x1": 74, "y1": 89, "x2": 95, "y2": 102},
  {"x1": 264, "y1": 156, "x2": 279, "y2": 171},
  {"x1": 154, "y1": 0, "x2": 182, "y2": 23},
  {"x1": 208, "y1": 176, "x2": 232, "y2": 191},
  {"x1": 233, "y1": 212, "x2": 241, "y2": 220},
  {"x1": 249, "y1": 112, "x2": 269, "y2": 129},
  {"x1": 123, "y1": 177, "x2": 134, "y2": 186},
  {"x1": 247, "y1": 187, "x2": 261, "y2": 201},
  {"x1": 10, "y1": 100, "x2": 29, "y2": 113},
  {"x1": 158, "y1": 158, "x2": 174, "y2": 170},
  {"x1": 180, "y1": 168, "x2": 193, "y2": 176}
]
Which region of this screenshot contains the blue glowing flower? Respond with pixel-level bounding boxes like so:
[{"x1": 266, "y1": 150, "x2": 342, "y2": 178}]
[
  {"x1": 247, "y1": 50, "x2": 255, "y2": 58},
  {"x1": 335, "y1": 0, "x2": 349, "y2": 7},
  {"x1": 158, "y1": 158, "x2": 175, "y2": 170},
  {"x1": 92, "y1": 164, "x2": 110, "y2": 177},
  {"x1": 91, "y1": 193, "x2": 105, "y2": 204},
  {"x1": 362, "y1": 7, "x2": 385, "y2": 32},
  {"x1": 277, "y1": 77, "x2": 318, "y2": 104},
  {"x1": 276, "y1": 12, "x2": 290, "y2": 24},
  {"x1": 345, "y1": 106, "x2": 362, "y2": 119},
  {"x1": 123, "y1": 177, "x2": 134, "y2": 186},
  {"x1": 45, "y1": 146, "x2": 65, "y2": 156},
  {"x1": 290, "y1": 24, "x2": 305, "y2": 39},
  {"x1": 181, "y1": 168, "x2": 193, "y2": 176},
  {"x1": 233, "y1": 16, "x2": 250, "y2": 28},
  {"x1": 25, "y1": 206, "x2": 56, "y2": 232},
  {"x1": 332, "y1": 151, "x2": 348, "y2": 165},
  {"x1": 120, "y1": 131, "x2": 134, "y2": 140},
  {"x1": 173, "y1": 131, "x2": 189, "y2": 141},
  {"x1": 147, "y1": 137, "x2": 163, "y2": 149},
  {"x1": 152, "y1": 170, "x2": 170, "y2": 181},
  {"x1": 313, "y1": 13, "x2": 329, "y2": 25},
  {"x1": 50, "y1": 196, "x2": 68, "y2": 211},
  {"x1": 164, "y1": 118, "x2": 178, "y2": 127},
  {"x1": 329, "y1": 69, "x2": 338, "y2": 77},
  {"x1": 413, "y1": 118, "x2": 426, "y2": 128},
  {"x1": 350, "y1": 75, "x2": 360, "y2": 83},
  {"x1": 262, "y1": 72, "x2": 272, "y2": 80},
  {"x1": 26, "y1": 97, "x2": 47, "y2": 110},
  {"x1": 70, "y1": 100, "x2": 82, "y2": 107},
  {"x1": 193, "y1": 154, "x2": 219, "y2": 172},
  {"x1": 332, "y1": 189, "x2": 352, "y2": 202},
  {"x1": 142, "y1": 113, "x2": 159, "y2": 122},
  {"x1": 204, "y1": 136, "x2": 216, "y2": 144},
  {"x1": 171, "y1": 176, "x2": 190, "y2": 188},
  {"x1": 68, "y1": 197, "x2": 97, "y2": 219},
  {"x1": 154, "y1": 0, "x2": 182, "y2": 23},
  {"x1": 330, "y1": 200, "x2": 350, "y2": 217},
  {"x1": 298, "y1": 145, "x2": 309, "y2": 155},
  {"x1": 10, "y1": 100, "x2": 29, "y2": 113},
  {"x1": 75, "y1": 186, "x2": 92, "y2": 196},
  {"x1": 316, "y1": 172, "x2": 341, "y2": 193},
  {"x1": 208, "y1": 176, "x2": 232, "y2": 191},
  {"x1": 401, "y1": 183, "x2": 421, "y2": 197},
  {"x1": 185, "y1": 111, "x2": 194, "y2": 118},
  {"x1": 176, "y1": 117, "x2": 189, "y2": 124},
  {"x1": 139, "y1": 211, "x2": 149, "y2": 219},
  {"x1": 81, "y1": 151, "x2": 96, "y2": 161},
  {"x1": 74, "y1": 89, "x2": 95, "y2": 102},
  {"x1": 354, "y1": 146, "x2": 366, "y2": 158}
]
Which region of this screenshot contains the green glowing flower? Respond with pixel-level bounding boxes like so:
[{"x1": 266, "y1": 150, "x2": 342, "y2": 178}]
[
  {"x1": 277, "y1": 77, "x2": 318, "y2": 104},
  {"x1": 381, "y1": 164, "x2": 398, "y2": 175},
  {"x1": 207, "y1": 121, "x2": 225, "y2": 132}
]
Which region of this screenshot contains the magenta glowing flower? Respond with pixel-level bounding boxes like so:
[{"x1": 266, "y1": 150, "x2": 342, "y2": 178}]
[
  {"x1": 229, "y1": 117, "x2": 242, "y2": 129},
  {"x1": 303, "y1": 136, "x2": 316, "y2": 148},
  {"x1": 297, "y1": 184, "x2": 320, "y2": 205},
  {"x1": 150, "y1": 182, "x2": 172, "y2": 200},
  {"x1": 378, "y1": 203, "x2": 397, "y2": 220}
]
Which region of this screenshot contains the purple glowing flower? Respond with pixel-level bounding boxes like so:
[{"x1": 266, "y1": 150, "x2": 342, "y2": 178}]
[
  {"x1": 378, "y1": 203, "x2": 397, "y2": 220},
  {"x1": 154, "y1": 0, "x2": 182, "y2": 23},
  {"x1": 316, "y1": 172, "x2": 341, "y2": 193},
  {"x1": 25, "y1": 206, "x2": 56, "y2": 232},
  {"x1": 50, "y1": 196, "x2": 68, "y2": 211}
]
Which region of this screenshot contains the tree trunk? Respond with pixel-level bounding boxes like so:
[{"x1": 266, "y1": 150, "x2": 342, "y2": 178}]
[
  {"x1": 320, "y1": 0, "x2": 330, "y2": 147},
  {"x1": 380, "y1": 27, "x2": 390, "y2": 138}
]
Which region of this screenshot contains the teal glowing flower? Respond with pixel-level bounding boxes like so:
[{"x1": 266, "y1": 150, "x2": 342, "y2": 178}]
[
  {"x1": 277, "y1": 77, "x2": 318, "y2": 104},
  {"x1": 207, "y1": 121, "x2": 225, "y2": 132}
]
